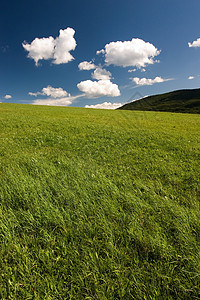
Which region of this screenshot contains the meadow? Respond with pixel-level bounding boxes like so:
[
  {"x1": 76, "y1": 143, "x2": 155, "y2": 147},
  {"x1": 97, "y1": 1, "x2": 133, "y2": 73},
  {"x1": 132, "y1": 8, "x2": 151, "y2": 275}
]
[{"x1": 0, "y1": 103, "x2": 199, "y2": 299}]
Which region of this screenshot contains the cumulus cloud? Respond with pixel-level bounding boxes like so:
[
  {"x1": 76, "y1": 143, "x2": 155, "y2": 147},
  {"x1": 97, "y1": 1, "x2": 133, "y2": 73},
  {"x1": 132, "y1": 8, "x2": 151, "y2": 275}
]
[
  {"x1": 85, "y1": 101, "x2": 123, "y2": 109},
  {"x1": 78, "y1": 61, "x2": 96, "y2": 70},
  {"x1": 97, "y1": 38, "x2": 160, "y2": 68},
  {"x1": 22, "y1": 27, "x2": 76, "y2": 65},
  {"x1": 42, "y1": 86, "x2": 70, "y2": 97},
  {"x1": 188, "y1": 76, "x2": 195, "y2": 80},
  {"x1": 4, "y1": 94, "x2": 12, "y2": 99},
  {"x1": 53, "y1": 28, "x2": 76, "y2": 64},
  {"x1": 23, "y1": 36, "x2": 55, "y2": 65},
  {"x1": 131, "y1": 76, "x2": 168, "y2": 86},
  {"x1": 188, "y1": 38, "x2": 200, "y2": 48},
  {"x1": 77, "y1": 79, "x2": 120, "y2": 98},
  {"x1": 92, "y1": 67, "x2": 112, "y2": 80},
  {"x1": 29, "y1": 85, "x2": 70, "y2": 98}
]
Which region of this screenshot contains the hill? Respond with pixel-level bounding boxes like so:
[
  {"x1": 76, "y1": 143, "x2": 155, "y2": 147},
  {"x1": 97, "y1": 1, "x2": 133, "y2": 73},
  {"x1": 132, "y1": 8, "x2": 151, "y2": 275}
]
[
  {"x1": 118, "y1": 88, "x2": 200, "y2": 113},
  {"x1": 0, "y1": 103, "x2": 200, "y2": 299}
]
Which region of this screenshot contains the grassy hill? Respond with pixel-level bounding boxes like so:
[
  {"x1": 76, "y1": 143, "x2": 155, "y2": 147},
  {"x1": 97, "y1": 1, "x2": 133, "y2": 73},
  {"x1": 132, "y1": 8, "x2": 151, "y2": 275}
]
[
  {"x1": 118, "y1": 88, "x2": 200, "y2": 113},
  {"x1": 0, "y1": 103, "x2": 200, "y2": 299}
]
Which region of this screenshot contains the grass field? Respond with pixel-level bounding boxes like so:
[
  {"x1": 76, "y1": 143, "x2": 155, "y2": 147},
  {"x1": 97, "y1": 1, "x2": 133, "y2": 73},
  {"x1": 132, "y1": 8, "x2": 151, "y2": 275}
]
[{"x1": 0, "y1": 103, "x2": 200, "y2": 299}]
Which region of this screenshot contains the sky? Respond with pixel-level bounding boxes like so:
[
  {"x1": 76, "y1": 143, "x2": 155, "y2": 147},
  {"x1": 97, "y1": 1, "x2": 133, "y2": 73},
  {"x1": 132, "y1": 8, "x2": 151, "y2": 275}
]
[{"x1": 1, "y1": 0, "x2": 200, "y2": 109}]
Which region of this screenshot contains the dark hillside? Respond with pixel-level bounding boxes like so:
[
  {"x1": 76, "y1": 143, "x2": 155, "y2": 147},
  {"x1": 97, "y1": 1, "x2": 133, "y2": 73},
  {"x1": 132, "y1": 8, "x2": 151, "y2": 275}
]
[{"x1": 118, "y1": 88, "x2": 200, "y2": 113}]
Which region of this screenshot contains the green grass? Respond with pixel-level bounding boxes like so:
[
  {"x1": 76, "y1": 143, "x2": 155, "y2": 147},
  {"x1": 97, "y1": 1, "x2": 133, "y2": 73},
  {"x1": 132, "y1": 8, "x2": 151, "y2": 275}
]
[{"x1": 0, "y1": 103, "x2": 200, "y2": 299}]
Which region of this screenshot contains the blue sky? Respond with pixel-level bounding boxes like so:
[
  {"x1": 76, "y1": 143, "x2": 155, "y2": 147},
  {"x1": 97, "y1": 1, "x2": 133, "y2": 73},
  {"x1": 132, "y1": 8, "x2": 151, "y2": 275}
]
[{"x1": 1, "y1": 0, "x2": 200, "y2": 108}]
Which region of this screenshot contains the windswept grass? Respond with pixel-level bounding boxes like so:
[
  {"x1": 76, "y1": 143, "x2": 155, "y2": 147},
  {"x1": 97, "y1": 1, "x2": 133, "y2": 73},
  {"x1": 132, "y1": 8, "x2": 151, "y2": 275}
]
[{"x1": 0, "y1": 103, "x2": 200, "y2": 299}]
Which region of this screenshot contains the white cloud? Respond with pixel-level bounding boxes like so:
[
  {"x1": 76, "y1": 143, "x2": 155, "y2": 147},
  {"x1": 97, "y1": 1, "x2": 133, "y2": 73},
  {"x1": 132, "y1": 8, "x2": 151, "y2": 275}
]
[
  {"x1": 4, "y1": 94, "x2": 12, "y2": 99},
  {"x1": 53, "y1": 28, "x2": 76, "y2": 64},
  {"x1": 131, "y1": 76, "x2": 168, "y2": 86},
  {"x1": 23, "y1": 36, "x2": 55, "y2": 66},
  {"x1": 128, "y1": 69, "x2": 137, "y2": 72},
  {"x1": 29, "y1": 85, "x2": 70, "y2": 98},
  {"x1": 29, "y1": 92, "x2": 39, "y2": 96},
  {"x1": 85, "y1": 101, "x2": 123, "y2": 109},
  {"x1": 32, "y1": 94, "x2": 82, "y2": 106},
  {"x1": 78, "y1": 61, "x2": 96, "y2": 70},
  {"x1": 77, "y1": 79, "x2": 120, "y2": 98},
  {"x1": 92, "y1": 67, "x2": 112, "y2": 80},
  {"x1": 96, "y1": 49, "x2": 105, "y2": 55},
  {"x1": 98, "y1": 38, "x2": 160, "y2": 68},
  {"x1": 22, "y1": 27, "x2": 76, "y2": 65},
  {"x1": 188, "y1": 38, "x2": 200, "y2": 48},
  {"x1": 188, "y1": 76, "x2": 195, "y2": 80},
  {"x1": 42, "y1": 86, "x2": 70, "y2": 98},
  {"x1": 32, "y1": 97, "x2": 73, "y2": 106}
]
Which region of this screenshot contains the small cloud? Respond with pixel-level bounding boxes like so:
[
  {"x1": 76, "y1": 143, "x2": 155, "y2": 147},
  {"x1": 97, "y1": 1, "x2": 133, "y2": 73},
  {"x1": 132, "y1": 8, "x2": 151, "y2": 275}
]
[
  {"x1": 77, "y1": 79, "x2": 120, "y2": 98},
  {"x1": 98, "y1": 38, "x2": 161, "y2": 68},
  {"x1": 188, "y1": 38, "x2": 200, "y2": 48},
  {"x1": 128, "y1": 69, "x2": 137, "y2": 73},
  {"x1": 29, "y1": 92, "x2": 39, "y2": 97},
  {"x1": 188, "y1": 76, "x2": 195, "y2": 80},
  {"x1": 96, "y1": 49, "x2": 105, "y2": 55},
  {"x1": 131, "y1": 76, "x2": 170, "y2": 86},
  {"x1": 29, "y1": 85, "x2": 70, "y2": 98},
  {"x1": 91, "y1": 67, "x2": 112, "y2": 80},
  {"x1": 4, "y1": 94, "x2": 12, "y2": 99},
  {"x1": 22, "y1": 27, "x2": 76, "y2": 66},
  {"x1": 78, "y1": 61, "x2": 96, "y2": 70},
  {"x1": 141, "y1": 68, "x2": 146, "y2": 72},
  {"x1": 85, "y1": 101, "x2": 123, "y2": 109}
]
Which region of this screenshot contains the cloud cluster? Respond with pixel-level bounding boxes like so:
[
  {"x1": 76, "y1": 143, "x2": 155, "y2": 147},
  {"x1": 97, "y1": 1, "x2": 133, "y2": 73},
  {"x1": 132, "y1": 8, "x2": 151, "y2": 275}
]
[
  {"x1": 188, "y1": 38, "x2": 200, "y2": 48},
  {"x1": 29, "y1": 85, "x2": 70, "y2": 98},
  {"x1": 132, "y1": 76, "x2": 167, "y2": 86},
  {"x1": 78, "y1": 60, "x2": 118, "y2": 98},
  {"x1": 85, "y1": 101, "x2": 122, "y2": 109},
  {"x1": 78, "y1": 61, "x2": 96, "y2": 70},
  {"x1": 23, "y1": 28, "x2": 76, "y2": 65},
  {"x1": 97, "y1": 38, "x2": 160, "y2": 68},
  {"x1": 29, "y1": 85, "x2": 85, "y2": 106},
  {"x1": 77, "y1": 79, "x2": 120, "y2": 98},
  {"x1": 4, "y1": 94, "x2": 12, "y2": 99}
]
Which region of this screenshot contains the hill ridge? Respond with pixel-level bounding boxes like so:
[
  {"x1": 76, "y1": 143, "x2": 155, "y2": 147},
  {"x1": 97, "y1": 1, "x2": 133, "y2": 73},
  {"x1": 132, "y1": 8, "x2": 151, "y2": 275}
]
[{"x1": 118, "y1": 88, "x2": 200, "y2": 113}]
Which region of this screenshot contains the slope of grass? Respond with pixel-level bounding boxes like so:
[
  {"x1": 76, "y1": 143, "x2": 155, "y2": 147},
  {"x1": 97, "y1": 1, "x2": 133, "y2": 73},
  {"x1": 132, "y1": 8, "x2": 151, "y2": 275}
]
[
  {"x1": 118, "y1": 88, "x2": 200, "y2": 114},
  {"x1": 0, "y1": 103, "x2": 200, "y2": 299}
]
